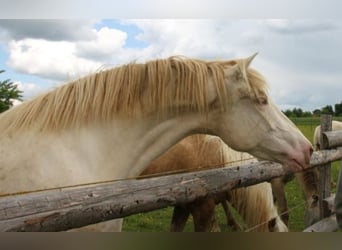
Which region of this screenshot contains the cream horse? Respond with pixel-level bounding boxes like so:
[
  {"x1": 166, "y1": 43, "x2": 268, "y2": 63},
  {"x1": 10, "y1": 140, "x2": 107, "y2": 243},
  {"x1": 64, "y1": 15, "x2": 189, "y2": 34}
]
[
  {"x1": 313, "y1": 120, "x2": 342, "y2": 150},
  {"x1": 141, "y1": 134, "x2": 288, "y2": 232},
  {"x1": 0, "y1": 55, "x2": 312, "y2": 231}
]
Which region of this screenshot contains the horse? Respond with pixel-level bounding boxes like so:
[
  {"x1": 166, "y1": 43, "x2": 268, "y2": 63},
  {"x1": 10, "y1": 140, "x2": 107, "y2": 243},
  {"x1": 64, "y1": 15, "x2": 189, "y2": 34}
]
[
  {"x1": 313, "y1": 120, "x2": 342, "y2": 150},
  {"x1": 0, "y1": 54, "x2": 312, "y2": 231},
  {"x1": 141, "y1": 134, "x2": 288, "y2": 232}
]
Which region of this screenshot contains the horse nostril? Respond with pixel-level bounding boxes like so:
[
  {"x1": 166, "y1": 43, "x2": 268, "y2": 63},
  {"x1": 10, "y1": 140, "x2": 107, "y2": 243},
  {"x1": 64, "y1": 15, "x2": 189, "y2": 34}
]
[{"x1": 309, "y1": 147, "x2": 313, "y2": 155}]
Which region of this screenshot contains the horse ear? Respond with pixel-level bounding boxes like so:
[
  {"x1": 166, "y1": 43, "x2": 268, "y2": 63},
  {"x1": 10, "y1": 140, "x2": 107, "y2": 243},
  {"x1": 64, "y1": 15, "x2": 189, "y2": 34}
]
[{"x1": 245, "y1": 52, "x2": 258, "y2": 68}]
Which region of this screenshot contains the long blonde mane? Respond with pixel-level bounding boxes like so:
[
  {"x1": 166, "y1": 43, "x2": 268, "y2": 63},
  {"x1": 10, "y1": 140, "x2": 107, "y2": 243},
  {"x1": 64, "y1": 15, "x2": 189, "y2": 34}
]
[
  {"x1": 230, "y1": 183, "x2": 280, "y2": 232},
  {"x1": 0, "y1": 56, "x2": 267, "y2": 134}
]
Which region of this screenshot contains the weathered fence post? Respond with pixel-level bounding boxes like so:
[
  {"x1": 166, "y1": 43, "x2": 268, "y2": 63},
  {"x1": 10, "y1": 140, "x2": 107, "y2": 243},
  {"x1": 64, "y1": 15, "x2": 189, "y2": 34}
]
[{"x1": 319, "y1": 114, "x2": 332, "y2": 219}]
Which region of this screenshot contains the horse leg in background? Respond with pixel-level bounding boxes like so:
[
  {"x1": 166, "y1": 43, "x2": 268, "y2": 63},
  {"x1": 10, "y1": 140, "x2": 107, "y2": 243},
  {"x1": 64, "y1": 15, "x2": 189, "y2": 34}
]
[
  {"x1": 191, "y1": 197, "x2": 218, "y2": 232},
  {"x1": 171, "y1": 198, "x2": 220, "y2": 232},
  {"x1": 222, "y1": 192, "x2": 242, "y2": 231},
  {"x1": 220, "y1": 200, "x2": 242, "y2": 231},
  {"x1": 170, "y1": 205, "x2": 191, "y2": 232},
  {"x1": 270, "y1": 176, "x2": 291, "y2": 226}
]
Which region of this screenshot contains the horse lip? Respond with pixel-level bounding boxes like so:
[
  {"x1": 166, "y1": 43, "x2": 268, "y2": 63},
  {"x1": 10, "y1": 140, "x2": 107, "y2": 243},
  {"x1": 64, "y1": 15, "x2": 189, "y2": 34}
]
[
  {"x1": 285, "y1": 158, "x2": 305, "y2": 172},
  {"x1": 293, "y1": 159, "x2": 305, "y2": 170},
  {"x1": 284, "y1": 143, "x2": 312, "y2": 172}
]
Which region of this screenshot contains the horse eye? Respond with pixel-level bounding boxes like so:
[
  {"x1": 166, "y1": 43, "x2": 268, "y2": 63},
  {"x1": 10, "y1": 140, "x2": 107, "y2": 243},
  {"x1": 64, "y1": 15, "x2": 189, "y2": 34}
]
[{"x1": 257, "y1": 97, "x2": 268, "y2": 105}]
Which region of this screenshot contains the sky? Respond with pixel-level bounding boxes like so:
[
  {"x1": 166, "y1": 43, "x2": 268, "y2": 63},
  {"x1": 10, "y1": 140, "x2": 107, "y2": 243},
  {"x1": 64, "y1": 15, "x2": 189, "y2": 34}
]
[{"x1": 0, "y1": 4, "x2": 341, "y2": 112}]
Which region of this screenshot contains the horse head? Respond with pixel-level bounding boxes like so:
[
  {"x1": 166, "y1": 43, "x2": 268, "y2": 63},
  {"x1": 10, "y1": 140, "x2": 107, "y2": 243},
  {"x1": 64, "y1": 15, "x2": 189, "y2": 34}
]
[{"x1": 205, "y1": 54, "x2": 313, "y2": 172}]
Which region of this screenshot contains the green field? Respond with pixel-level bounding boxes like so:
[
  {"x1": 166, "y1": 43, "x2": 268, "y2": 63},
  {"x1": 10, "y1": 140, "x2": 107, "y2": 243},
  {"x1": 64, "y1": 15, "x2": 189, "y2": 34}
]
[{"x1": 122, "y1": 117, "x2": 342, "y2": 232}]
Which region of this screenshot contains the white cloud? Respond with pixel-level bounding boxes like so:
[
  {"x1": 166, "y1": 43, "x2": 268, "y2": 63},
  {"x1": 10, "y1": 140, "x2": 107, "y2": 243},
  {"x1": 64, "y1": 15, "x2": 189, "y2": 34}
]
[
  {"x1": 256, "y1": 58, "x2": 342, "y2": 111},
  {"x1": 0, "y1": 20, "x2": 98, "y2": 42},
  {"x1": 6, "y1": 80, "x2": 49, "y2": 106},
  {"x1": 7, "y1": 38, "x2": 102, "y2": 81},
  {"x1": 2, "y1": 20, "x2": 272, "y2": 82},
  {"x1": 266, "y1": 19, "x2": 336, "y2": 34},
  {"x1": 2, "y1": 0, "x2": 342, "y2": 19},
  {"x1": 14, "y1": 81, "x2": 46, "y2": 99},
  {"x1": 129, "y1": 20, "x2": 238, "y2": 59},
  {"x1": 75, "y1": 27, "x2": 127, "y2": 61},
  {"x1": 6, "y1": 26, "x2": 131, "y2": 81}
]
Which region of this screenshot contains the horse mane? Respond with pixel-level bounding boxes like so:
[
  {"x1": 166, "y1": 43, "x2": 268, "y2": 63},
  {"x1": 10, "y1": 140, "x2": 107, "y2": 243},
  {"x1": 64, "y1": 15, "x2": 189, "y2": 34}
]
[
  {"x1": 0, "y1": 56, "x2": 267, "y2": 134},
  {"x1": 230, "y1": 182, "x2": 281, "y2": 232}
]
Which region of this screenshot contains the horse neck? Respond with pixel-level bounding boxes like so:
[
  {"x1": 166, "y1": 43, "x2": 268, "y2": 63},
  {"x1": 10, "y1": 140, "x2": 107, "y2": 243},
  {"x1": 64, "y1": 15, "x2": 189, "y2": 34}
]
[
  {"x1": 0, "y1": 112, "x2": 208, "y2": 193},
  {"x1": 113, "y1": 113, "x2": 209, "y2": 178},
  {"x1": 57, "y1": 114, "x2": 208, "y2": 180}
]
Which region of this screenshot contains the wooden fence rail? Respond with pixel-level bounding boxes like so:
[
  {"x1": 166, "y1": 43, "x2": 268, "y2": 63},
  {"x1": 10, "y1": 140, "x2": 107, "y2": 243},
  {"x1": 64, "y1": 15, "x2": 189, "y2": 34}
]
[
  {"x1": 323, "y1": 130, "x2": 342, "y2": 149},
  {"x1": 1, "y1": 148, "x2": 342, "y2": 232}
]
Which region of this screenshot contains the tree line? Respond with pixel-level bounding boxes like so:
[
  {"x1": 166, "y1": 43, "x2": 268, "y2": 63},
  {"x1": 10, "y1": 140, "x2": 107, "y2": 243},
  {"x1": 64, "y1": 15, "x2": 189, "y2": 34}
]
[{"x1": 283, "y1": 102, "x2": 342, "y2": 118}]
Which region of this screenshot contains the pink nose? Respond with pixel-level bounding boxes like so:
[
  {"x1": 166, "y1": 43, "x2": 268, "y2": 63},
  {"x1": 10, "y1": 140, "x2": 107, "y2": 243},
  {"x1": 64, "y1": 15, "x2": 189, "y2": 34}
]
[{"x1": 288, "y1": 142, "x2": 313, "y2": 171}]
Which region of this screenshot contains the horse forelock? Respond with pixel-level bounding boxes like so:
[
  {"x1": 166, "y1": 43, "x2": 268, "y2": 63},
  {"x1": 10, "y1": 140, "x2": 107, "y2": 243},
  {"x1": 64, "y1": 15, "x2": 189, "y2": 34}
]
[{"x1": 0, "y1": 56, "x2": 267, "y2": 134}]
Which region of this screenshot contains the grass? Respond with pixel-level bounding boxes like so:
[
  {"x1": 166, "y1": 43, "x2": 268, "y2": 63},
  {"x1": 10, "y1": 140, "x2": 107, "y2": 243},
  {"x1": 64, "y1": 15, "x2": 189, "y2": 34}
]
[{"x1": 122, "y1": 118, "x2": 341, "y2": 232}]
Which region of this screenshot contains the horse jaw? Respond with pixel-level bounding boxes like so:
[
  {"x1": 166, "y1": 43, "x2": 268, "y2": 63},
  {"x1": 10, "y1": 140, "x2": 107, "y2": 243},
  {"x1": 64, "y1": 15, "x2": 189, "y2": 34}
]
[
  {"x1": 249, "y1": 100, "x2": 313, "y2": 172},
  {"x1": 207, "y1": 97, "x2": 313, "y2": 172}
]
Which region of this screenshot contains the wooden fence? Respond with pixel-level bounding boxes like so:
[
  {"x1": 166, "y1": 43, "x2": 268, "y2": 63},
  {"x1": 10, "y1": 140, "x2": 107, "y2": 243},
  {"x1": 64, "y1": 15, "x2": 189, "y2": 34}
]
[
  {"x1": 0, "y1": 116, "x2": 341, "y2": 232},
  {"x1": 303, "y1": 115, "x2": 342, "y2": 232}
]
